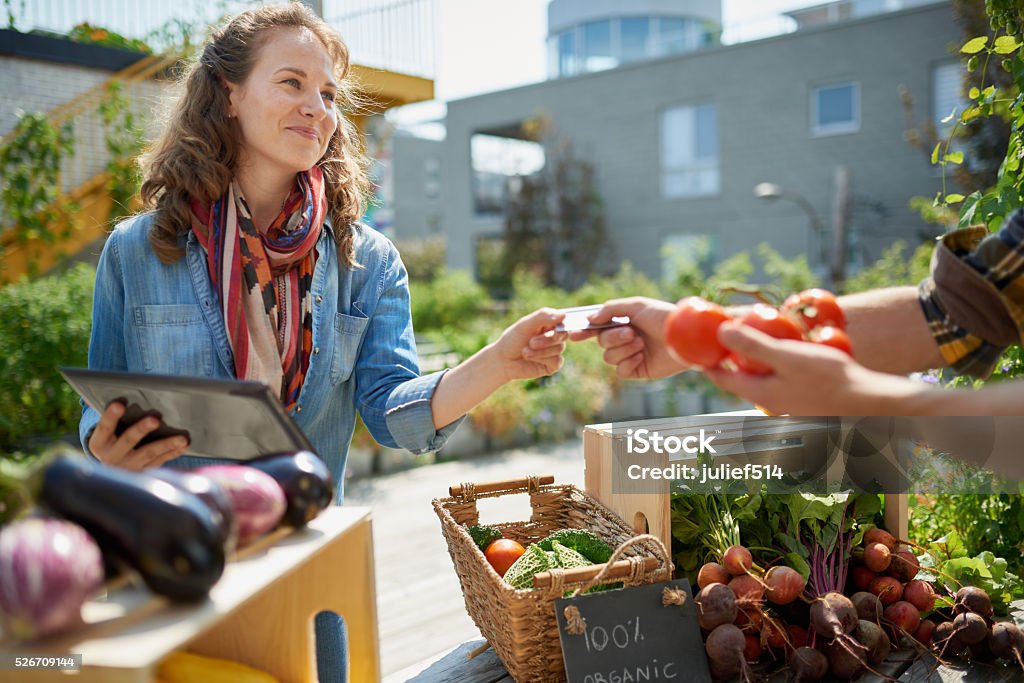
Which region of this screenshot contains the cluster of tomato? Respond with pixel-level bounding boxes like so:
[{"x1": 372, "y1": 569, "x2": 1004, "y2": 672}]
[{"x1": 663, "y1": 288, "x2": 851, "y2": 375}]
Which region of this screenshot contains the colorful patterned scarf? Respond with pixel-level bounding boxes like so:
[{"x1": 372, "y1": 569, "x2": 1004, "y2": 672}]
[{"x1": 191, "y1": 167, "x2": 326, "y2": 410}]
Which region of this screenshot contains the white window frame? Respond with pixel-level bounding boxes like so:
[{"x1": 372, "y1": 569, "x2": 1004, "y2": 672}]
[
  {"x1": 660, "y1": 103, "x2": 720, "y2": 200},
  {"x1": 811, "y1": 81, "x2": 860, "y2": 137}
]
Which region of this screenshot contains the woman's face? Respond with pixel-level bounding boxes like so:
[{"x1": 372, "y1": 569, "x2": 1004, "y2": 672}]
[{"x1": 226, "y1": 27, "x2": 339, "y2": 183}]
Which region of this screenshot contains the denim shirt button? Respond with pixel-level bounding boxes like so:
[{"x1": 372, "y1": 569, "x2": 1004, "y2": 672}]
[
  {"x1": 296, "y1": 405, "x2": 303, "y2": 413},
  {"x1": 313, "y1": 347, "x2": 320, "y2": 355},
  {"x1": 315, "y1": 295, "x2": 323, "y2": 304}
]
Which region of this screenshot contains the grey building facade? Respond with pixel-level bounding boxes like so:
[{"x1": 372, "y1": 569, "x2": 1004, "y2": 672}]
[{"x1": 431, "y1": 1, "x2": 961, "y2": 282}]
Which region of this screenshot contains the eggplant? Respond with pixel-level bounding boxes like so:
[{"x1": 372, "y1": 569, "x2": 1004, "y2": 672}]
[
  {"x1": 0, "y1": 517, "x2": 104, "y2": 638},
  {"x1": 148, "y1": 468, "x2": 238, "y2": 555},
  {"x1": 193, "y1": 465, "x2": 286, "y2": 547},
  {"x1": 36, "y1": 456, "x2": 225, "y2": 603},
  {"x1": 247, "y1": 451, "x2": 335, "y2": 527}
]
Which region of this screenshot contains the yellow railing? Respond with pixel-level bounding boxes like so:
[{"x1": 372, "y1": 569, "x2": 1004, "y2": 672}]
[{"x1": 1, "y1": 51, "x2": 182, "y2": 282}]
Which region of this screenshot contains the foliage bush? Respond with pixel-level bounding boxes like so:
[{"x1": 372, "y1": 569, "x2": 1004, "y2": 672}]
[{"x1": 0, "y1": 264, "x2": 94, "y2": 453}]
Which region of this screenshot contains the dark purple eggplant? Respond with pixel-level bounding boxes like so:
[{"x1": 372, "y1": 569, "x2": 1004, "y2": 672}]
[
  {"x1": 247, "y1": 451, "x2": 335, "y2": 527},
  {"x1": 36, "y1": 456, "x2": 225, "y2": 603},
  {"x1": 148, "y1": 468, "x2": 238, "y2": 554}
]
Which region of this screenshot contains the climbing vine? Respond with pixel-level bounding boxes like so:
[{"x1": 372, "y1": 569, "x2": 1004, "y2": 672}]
[{"x1": 98, "y1": 80, "x2": 145, "y2": 224}]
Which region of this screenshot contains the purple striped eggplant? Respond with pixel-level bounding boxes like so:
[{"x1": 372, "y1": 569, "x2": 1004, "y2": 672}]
[
  {"x1": 148, "y1": 468, "x2": 238, "y2": 554},
  {"x1": 0, "y1": 517, "x2": 103, "y2": 639},
  {"x1": 192, "y1": 465, "x2": 286, "y2": 547},
  {"x1": 247, "y1": 451, "x2": 335, "y2": 527}
]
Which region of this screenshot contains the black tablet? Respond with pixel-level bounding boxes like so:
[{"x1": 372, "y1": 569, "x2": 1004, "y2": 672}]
[{"x1": 61, "y1": 368, "x2": 314, "y2": 460}]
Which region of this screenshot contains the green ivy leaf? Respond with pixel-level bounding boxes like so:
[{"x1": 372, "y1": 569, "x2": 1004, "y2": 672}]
[
  {"x1": 961, "y1": 36, "x2": 989, "y2": 54},
  {"x1": 982, "y1": 85, "x2": 997, "y2": 100},
  {"x1": 931, "y1": 141, "x2": 941, "y2": 165},
  {"x1": 994, "y1": 36, "x2": 1021, "y2": 55},
  {"x1": 970, "y1": 86, "x2": 981, "y2": 99},
  {"x1": 945, "y1": 193, "x2": 966, "y2": 204},
  {"x1": 944, "y1": 152, "x2": 964, "y2": 165}
]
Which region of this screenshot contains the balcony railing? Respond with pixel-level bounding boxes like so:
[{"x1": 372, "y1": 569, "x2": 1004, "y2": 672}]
[{"x1": 8, "y1": 0, "x2": 436, "y2": 79}]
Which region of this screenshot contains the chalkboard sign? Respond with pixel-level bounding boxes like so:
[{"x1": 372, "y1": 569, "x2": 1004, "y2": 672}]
[{"x1": 555, "y1": 579, "x2": 711, "y2": 683}]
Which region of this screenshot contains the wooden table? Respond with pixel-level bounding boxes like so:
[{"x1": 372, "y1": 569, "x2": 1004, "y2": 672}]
[
  {"x1": 394, "y1": 633, "x2": 1024, "y2": 683},
  {"x1": 0, "y1": 506, "x2": 380, "y2": 683}
]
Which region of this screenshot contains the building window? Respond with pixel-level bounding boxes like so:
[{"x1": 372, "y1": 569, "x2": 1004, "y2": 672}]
[
  {"x1": 558, "y1": 30, "x2": 578, "y2": 77},
  {"x1": 811, "y1": 82, "x2": 860, "y2": 136},
  {"x1": 933, "y1": 61, "x2": 964, "y2": 135},
  {"x1": 583, "y1": 20, "x2": 615, "y2": 72},
  {"x1": 661, "y1": 104, "x2": 719, "y2": 199},
  {"x1": 620, "y1": 17, "x2": 651, "y2": 64},
  {"x1": 471, "y1": 133, "x2": 546, "y2": 216}
]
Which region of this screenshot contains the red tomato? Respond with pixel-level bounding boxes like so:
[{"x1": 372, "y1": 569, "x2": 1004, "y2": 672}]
[
  {"x1": 809, "y1": 325, "x2": 853, "y2": 356},
  {"x1": 729, "y1": 305, "x2": 804, "y2": 375},
  {"x1": 663, "y1": 297, "x2": 732, "y2": 368},
  {"x1": 782, "y1": 288, "x2": 846, "y2": 331},
  {"x1": 484, "y1": 539, "x2": 525, "y2": 577}
]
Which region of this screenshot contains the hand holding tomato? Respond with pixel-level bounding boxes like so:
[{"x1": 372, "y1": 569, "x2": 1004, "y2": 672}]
[
  {"x1": 663, "y1": 297, "x2": 733, "y2": 369},
  {"x1": 705, "y1": 321, "x2": 908, "y2": 416}
]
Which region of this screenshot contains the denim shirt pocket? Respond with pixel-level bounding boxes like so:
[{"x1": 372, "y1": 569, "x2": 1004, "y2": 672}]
[
  {"x1": 331, "y1": 311, "x2": 369, "y2": 385},
  {"x1": 134, "y1": 304, "x2": 217, "y2": 376}
]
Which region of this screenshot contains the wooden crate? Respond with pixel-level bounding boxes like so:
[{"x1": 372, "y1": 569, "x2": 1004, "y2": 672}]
[
  {"x1": 583, "y1": 410, "x2": 910, "y2": 552},
  {"x1": 0, "y1": 507, "x2": 380, "y2": 683}
]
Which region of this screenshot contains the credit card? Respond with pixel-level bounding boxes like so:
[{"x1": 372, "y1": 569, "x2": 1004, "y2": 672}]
[{"x1": 555, "y1": 305, "x2": 630, "y2": 332}]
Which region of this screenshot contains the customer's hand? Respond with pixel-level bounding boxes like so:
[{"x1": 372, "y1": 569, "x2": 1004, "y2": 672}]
[
  {"x1": 570, "y1": 297, "x2": 687, "y2": 380},
  {"x1": 492, "y1": 308, "x2": 568, "y2": 382},
  {"x1": 88, "y1": 401, "x2": 189, "y2": 470}
]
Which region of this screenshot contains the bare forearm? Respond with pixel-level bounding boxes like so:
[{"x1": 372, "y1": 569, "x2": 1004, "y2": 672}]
[
  {"x1": 840, "y1": 286, "x2": 945, "y2": 374},
  {"x1": 430, "y1": 345, "x2": 505, "y2": 429}
]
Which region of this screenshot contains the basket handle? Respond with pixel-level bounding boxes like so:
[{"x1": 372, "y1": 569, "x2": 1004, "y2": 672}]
[
  {"x1": 532, "y1": 556, "x2": 661, "y2": 588},
  {"x1": 449, "y1": 474, "x2": 554, "y2": 498},
  {"x1": 533, "y1": 533, "x2": 673, "y2": 594}
]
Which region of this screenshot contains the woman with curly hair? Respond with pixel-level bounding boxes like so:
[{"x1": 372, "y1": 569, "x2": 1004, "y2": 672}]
[{"x1": 79, "y1": 4, "x2": 565, "y2": 678}]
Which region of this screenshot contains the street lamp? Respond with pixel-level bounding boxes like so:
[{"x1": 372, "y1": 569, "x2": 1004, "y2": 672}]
[{"x1": 753, "y1": 181, "x2": 829, "y2": 279}]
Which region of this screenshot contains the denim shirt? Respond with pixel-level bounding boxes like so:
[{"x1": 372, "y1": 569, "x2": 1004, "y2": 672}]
[{"x1": 79, "y1": 211, "x2": 463, "y2": 501}]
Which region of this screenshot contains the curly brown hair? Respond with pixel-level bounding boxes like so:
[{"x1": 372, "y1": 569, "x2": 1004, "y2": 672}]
[{"x1": 140, "y1": 3, "x2": 370, "y2": 266}]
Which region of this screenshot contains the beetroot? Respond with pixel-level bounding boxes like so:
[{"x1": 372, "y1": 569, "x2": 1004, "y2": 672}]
[
  {"x1": 764, "y1": 565, "x2": 805, "y2": 605},
  {"x1": 824, "y1": 638, "x2": 866, "y2": 679},
  {"x1": 902, "y1": 579, "x2": 936, "y2": 613},
  {"x1": 696, "y1": 582, "x2": 738, "y2": 631},
  {"x1": 743, "y1": 632, "x2": 763, "y2": 662},
  {"x1": 722, "y1": 544, "x2": 752, "y2": 576},
  {"x1": 705, "y1": 624, "x2": 752, "y2": 680},
  {"x1": 810, "y1": 592, "x2": 858, "y2": 639},
  {"x1": 864, "y1": 527, "x2": 896, "y2": 550},
  {"x1": 887, "y1": 547, "x2": 919, "y2": 582},
  {"x1": 853, "y1": 619, "x2": 891, "y2": 665},
  {"x1": 193, "y1": 465, "x2": 286, "y2": 546},
  {"x1": 884, "y1": 600, "x2": 921, "y2": 635},
  {"x1": 952, "y1": 611, "x2": 989, "y2": 645},
  {"x1": 989, "y1": 622, "x2": 1024, "y2": 666},
  {"x1": 868, "y1": 575, "x2": 903, "y2": 606},
  {"x1": 0, "y1": 518, "x2": 103, "y2": 639},
  {"x1": 850, "y1": 591, "x2": 882, "y2": 623},
  {"x1": 934, "y1": 620, "x2": 966, "y2": 658},
  {"x1": 862, "y1": 542, "x2": 891, "y2": 572},
  {"x1": 912, "y1": 619, "x2": 936, "y2": 647},
  {"x1": 954, "y1": 585, "x2": 993, "y2": 618},
  {"x1": 729, "y1": 574, "x2": 764, "y2": 602},
  {"x1": 849, "y1": 565, "x2": 876, "y2": 592},
  {"x1": 791, "y1": 646, "x2": 828, "y2": 681},
  {"x1": 698, "y1": 561, "x2": 730, "y2": 589}
]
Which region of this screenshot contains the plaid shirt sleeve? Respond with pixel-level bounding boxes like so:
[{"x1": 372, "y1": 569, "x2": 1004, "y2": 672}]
[{"x1": 918, "y1": 210, "x2": 1024, "y2": 378}]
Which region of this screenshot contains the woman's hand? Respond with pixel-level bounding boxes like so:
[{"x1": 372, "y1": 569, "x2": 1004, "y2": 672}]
[
  {"x1": 492, "y1": 307, "x2": 568, "y2": 382},
  {"x1": 704, "y1": 321, "x2": 916, "y2": 416},
  {"x1": 87, "y1": 401, "x2": 190, "y2": 470},
  {"x1": 569, "y1": 297, "x2": 687, "y2": 380}
]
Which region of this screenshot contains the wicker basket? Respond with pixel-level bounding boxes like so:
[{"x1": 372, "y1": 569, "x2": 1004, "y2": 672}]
[{"x1": 433, "y1": 475, "x2": 673, "y2": 682}]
